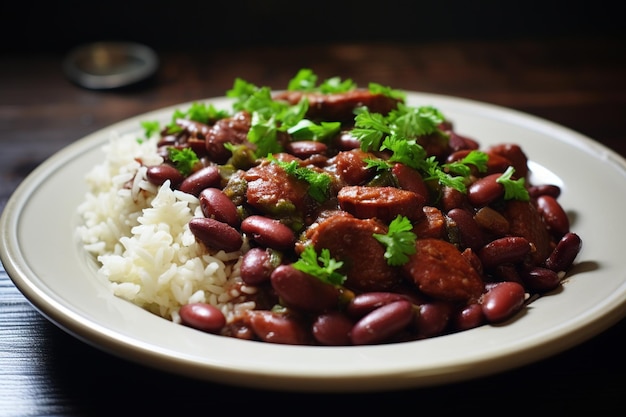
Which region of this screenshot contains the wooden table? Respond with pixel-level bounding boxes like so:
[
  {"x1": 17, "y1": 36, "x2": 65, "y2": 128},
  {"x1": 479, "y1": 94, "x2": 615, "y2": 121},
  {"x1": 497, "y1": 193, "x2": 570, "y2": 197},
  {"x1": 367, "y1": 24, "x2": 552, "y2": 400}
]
[{"x1": 1, "y1": 37, "x2": 625, "y2": 415}]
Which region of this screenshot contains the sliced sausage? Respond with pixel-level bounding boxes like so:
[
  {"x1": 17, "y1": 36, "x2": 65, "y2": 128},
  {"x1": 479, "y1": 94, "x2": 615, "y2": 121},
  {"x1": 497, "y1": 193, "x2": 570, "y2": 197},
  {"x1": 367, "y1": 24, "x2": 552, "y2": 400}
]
[
  {"x1": 502, "y1": 200, "x2": 553, "y2": 267},
  {"x1": 273, "y1": 89, "x2": 401, "y2": 122},
  {"x1": 337, "y1": 186, "x2": 425, "y2": 223},
  {"x1": 402, "y1": 238, "x2": 484, "y2": 302},
  {"x1": 244, "y1": 159, "x2": 310, "y2": 217},
  {"x1": 305, "y1": 213, "x2": 399, "y2": 292}
]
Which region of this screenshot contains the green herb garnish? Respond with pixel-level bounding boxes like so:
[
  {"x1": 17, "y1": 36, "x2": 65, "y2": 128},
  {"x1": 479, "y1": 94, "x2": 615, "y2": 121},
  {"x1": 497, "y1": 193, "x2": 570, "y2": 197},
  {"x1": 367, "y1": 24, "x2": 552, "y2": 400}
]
[
  {"x1": 168, "y1": 147, "x2": 199, "y2": 176},
  {"x1": 496, "y1": 166, "x2": 530, "y2": 201},
  {"x1": 287, "y1": 68, "x2": 357, "y2": 93},
  {"x1": 353, "y1": 103, "x2": 491, "y2": 193},
  {"x1": 287, "y1": 119, "x2": 341, "y2": 141},
  {"x1": 287, "y1": 68, "x2": 318, "y2": 92},
  {"x1": 292, "y1": 246, "x2": 346, "y2": 286},
  {"x1": 373, "y1": 215, "x2": 417, "y2": 266},
  {"x1": 140, "y1": 120, "x2": 161, "y2": 139},
  {"x1": 444, "y1": 150, "x2": 489, "y2": 177},
  {"x1": 368, "y1": 82, "x2": 406, "y2": 101}
]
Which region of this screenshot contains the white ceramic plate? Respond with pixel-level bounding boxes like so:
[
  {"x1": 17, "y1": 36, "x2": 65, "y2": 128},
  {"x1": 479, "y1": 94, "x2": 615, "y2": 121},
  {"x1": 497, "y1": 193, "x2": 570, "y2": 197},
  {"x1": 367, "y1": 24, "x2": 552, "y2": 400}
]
[{"x1": 2, "y1": 93, "x2": 625, "y2": 392}]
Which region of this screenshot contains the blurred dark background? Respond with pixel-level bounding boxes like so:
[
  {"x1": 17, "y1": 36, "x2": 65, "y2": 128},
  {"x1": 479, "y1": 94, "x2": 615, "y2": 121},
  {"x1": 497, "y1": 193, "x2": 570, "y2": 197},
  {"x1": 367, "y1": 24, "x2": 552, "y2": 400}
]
[{"x1": 1, "y1": 0, "x2": 623, "y2": 54}]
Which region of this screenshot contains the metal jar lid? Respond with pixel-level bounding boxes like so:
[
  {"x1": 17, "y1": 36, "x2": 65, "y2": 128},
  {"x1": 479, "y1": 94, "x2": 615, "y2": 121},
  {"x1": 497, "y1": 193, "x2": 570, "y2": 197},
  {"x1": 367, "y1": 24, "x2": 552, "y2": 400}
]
[{"x1": 63, "y1": 41, "x2": 159, "y2": 89}]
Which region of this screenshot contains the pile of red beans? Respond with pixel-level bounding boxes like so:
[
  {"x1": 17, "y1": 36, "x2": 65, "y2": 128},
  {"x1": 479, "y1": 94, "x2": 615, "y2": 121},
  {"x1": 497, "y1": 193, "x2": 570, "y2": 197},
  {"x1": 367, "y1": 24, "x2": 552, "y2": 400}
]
[{"x1": 143, "y1": 89, "x2": 582, "y2": 346}]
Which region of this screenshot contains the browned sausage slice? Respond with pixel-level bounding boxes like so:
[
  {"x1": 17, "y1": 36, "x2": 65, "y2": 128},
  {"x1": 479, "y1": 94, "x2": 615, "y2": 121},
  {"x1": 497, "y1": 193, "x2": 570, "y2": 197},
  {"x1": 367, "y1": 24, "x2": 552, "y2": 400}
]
[
  {"x1": 305, "y1": 213, "x2": 399, "y2": 292},
  {"x1": 337, "y1": 186, "x2": 425, "y2": 223},
  {"x1": 244, "y1": 159, "x2": 310, "y2": 218},
  {"x1": 502, "y1": 200, "x2": 553, "y2": 267},
  {"x1": 402, "y1": 238, "x2": 484, "y2": 302},
  {"x1": 273, "y1": 90, "x2": 401, "y2": 122},
  {"x1": 412, "y1": 206, "x2": 446, "y2": 239}
]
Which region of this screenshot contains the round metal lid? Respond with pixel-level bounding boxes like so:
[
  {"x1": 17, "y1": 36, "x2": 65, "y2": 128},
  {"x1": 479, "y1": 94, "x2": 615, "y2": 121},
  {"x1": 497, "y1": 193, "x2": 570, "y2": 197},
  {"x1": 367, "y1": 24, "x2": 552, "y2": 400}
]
[{"x1": 63, "y1": 41, "x2": 159, "y2": 89}]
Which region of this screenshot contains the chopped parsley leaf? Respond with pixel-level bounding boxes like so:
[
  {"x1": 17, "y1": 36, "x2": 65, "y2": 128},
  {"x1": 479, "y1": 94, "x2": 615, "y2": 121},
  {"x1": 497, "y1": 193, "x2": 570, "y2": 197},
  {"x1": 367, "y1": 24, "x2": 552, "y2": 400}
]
[
  {"x1": 168, "y1": 147, "x2": 199, "y2": 176},
  {"x1": 373, "y1": 215, "x2": 417, "y2": 266},
  {"x1": 292, "y1": 246, "x2": 346, "y2": 286},
  {"x1": 497, "y1": 166, "x2": 530, "y2": 201}
]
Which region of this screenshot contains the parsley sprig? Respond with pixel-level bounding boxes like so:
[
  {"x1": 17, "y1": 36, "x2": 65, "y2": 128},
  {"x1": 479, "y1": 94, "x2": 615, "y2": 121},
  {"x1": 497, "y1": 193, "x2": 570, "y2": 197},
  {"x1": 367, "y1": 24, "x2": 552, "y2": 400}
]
[
  {"x1": 288, "y1": 68, "x2": 357, "y2": 93},
  {"x1": 352, "y1": 103, "x2": 446, "y2": 151},
  {"x1": 228, "y1": 77, "x2": 347, "y2": 156},
  {"x1": 140, "y1": 120, "x2": 161, "y2": 139},
  {"x1": 140, "y1": 102, "x2": 230, "y2": 141},
  {"x1": 287, "y1": 119, "x2": 341, "y2": 141},
  {"x1": 168, "y1": 147, "x2": 200, "y2": 176},
  {"x1": 497, "y1": 166, "x2": 530, "y2": 201},
  {"x1": 292, "y1": 246, "x2": 346, "y2": 286},
  {"x1": 227, "y1": 70, "x2": 405, "y2": 158},
  {"x1": 364, "y1": 135, "x2": 488, "y2": 193},
  {"x1": 355, "y1": 104, "x2": 489, "y2": 193},
  {"x1": 373, "y1": 215, "x2": 417, "y2": 266}
]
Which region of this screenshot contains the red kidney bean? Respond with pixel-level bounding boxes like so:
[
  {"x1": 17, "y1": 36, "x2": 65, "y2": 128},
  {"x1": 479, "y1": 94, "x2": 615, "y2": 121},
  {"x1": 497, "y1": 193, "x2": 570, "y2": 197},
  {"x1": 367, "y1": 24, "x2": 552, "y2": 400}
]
[
  {"x1": 441, "y1": 186, "x2": 468, "y2": 212},
  {"x1": 447, "y1": 208, "x2": 485, "y2": 251},
  {"x1": 521, "y1": 267, "x2": 562, "y2": 292},
  {"x1": 445, "y1": 149, "x2": 473, "y2": 164},
  {"x1": 199, "y1": 188, "x2": 240, "y2": 227},
  {"x1": 454, "y1": 303, "x2": 485, "y2": 331},
  {"x1": 330, "y1": 149, "x2": 376, "y2": 185},
  {"x1": 270, "y1": 264, "x2": 340, "y2": 313},
  {"x1": 480, "y1": 281, "x2": 526, "y2": 323},
  {"x1": 240, "y1": 247, "x2": 281, "y2": 285},
  {"x1": 334, "y1": 132, "x2": 361, "y2": 150},
  {"x1": 146, "y1": 164, "x2": 185, "y2": 188},
  {"x1": 536, "y1": 195, "x2": 570, "y2": 236},
  {"x1": 447, "y1": 131, "x2": 479, "y2": 151},
  {"x1": 189, "y1": 217, "x2": 242, "y2": 252},
  {"x1": 487, "y1": 143, "x2": 528, "y2": 178},
  {"x1": 391, "y1": 163, "x2": 429, "y2": 200},
  {"x1": 351, "y1": 300, "x2": 414, "y2": 345},
  {"x1": 467, "y1": 173, "x2": 505, "y2": 206},
  {"x1": 176, "y1": 118, "x2": 211, "y2": 138},
  {"x1": 414, "y1": 301, "x2": 452, "y2": 338},
  {"x1": 179, "y1": 303, "x2": 226, "y2": 334},
  {"x1": 345, "y1": 292, "x2": 409, "y2": 318},
  {"x1": 178, "y1": 165, "x2": 221, "y2": 196},
  {"x1": 157, "y1": 135, "x2": 178, "y2": 148},
  {"x1": 544, "y1": 232, "x2": 582, "y2": 272},
  {"x1": 285, "y1": 140, "x2": 328, "y2": 158},
  {"x1": 483, "y1": 152, "x2": 514, "y2": 175},
  {"x1": 478, "y1": 236, "x2": 531, "y2": 270},
  {"x1": 312, "y1": 311, "x2": 354, "y2": 346},
  {"x1": 528, "y1": 184, "x2": 561, "y2": 199},
  {"x1": 186, "y1": 138, "x2": 208, "y2": 158},
  {"x1": 240, "y1": 215, "x2": 296, "y2": 251},
  {"x1": 247, "y1": 310, "x2": 310, "y2": 345},
  {"x1": 473, "y1": 206, "x2": 510, "y2": 236}
]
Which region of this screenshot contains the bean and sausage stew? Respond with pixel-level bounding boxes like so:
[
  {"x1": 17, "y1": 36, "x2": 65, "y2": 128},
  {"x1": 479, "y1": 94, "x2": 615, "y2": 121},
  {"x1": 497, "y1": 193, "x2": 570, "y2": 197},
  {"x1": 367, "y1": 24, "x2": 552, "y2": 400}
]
[{"x1": 142, "y1": 69, "x2": 582, "y2": 345}]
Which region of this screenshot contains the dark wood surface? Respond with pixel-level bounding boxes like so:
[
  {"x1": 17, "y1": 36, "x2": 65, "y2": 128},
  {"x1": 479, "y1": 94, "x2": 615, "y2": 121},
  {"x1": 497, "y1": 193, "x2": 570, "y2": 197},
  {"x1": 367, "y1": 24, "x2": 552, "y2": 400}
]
[{"x1": 1, "y1": 37, "x2": 625, "y2": 416}]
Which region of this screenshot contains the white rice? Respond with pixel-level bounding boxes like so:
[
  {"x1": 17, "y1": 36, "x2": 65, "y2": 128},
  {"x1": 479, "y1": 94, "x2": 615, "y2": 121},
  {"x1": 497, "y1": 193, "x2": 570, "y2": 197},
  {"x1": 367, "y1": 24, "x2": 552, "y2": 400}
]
[{"x1": 76, "y1": 131, "x2": 256, "y2": 323}]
